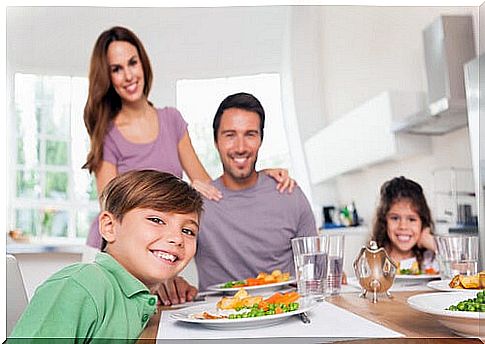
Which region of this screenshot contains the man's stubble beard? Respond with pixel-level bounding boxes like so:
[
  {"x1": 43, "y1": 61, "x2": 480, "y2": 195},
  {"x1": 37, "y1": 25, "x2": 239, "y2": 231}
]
[{"x1": 222, "y1": 156, "x2": 258, "y2": 182}]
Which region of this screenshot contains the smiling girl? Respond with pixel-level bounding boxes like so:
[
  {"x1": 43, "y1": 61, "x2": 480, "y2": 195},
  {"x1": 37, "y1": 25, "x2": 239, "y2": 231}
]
[{"x1": 372, "y1": 176, "x2": 438, "y2": 274}]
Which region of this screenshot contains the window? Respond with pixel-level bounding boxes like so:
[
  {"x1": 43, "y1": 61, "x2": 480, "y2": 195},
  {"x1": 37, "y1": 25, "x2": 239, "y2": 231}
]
[
  {"x1": 10, "y1": 73, "x2": 98, "y2": 241},
  {"x1": 176, "y1": 74, "x2": 292, "y2": 179}
]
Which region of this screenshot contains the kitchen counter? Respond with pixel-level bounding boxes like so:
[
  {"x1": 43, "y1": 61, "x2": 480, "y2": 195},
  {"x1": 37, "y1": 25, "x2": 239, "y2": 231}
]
[
  {"x1": 319, "y1": 225, "x2": 369, "y2": 235},
  {"x1": 7, "y1": 242, "x2": 88, "y2": 255}
]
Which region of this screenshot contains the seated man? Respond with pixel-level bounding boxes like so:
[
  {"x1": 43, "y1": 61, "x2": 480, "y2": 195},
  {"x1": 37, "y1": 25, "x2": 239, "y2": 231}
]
[{"x1": 195, "y1": 92, "x2": 317, "y2": 291}]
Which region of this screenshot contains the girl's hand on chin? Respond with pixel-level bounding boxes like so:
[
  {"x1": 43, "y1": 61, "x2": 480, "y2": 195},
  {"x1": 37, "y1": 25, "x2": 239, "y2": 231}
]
[{"x1": 417, "y1": 227, "x2": 437, "y2": 252}]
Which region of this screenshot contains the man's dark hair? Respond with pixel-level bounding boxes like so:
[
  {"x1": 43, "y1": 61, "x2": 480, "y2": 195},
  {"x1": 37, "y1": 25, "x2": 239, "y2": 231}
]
[{"x1": 212, "y1": 92, "x2": 265, "y2": 142}]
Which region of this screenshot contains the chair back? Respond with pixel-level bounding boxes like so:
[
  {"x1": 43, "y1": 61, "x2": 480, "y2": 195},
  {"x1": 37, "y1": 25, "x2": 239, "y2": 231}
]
[{"x1": 7, "y1": 254, "x2": 28, "y2": 336}]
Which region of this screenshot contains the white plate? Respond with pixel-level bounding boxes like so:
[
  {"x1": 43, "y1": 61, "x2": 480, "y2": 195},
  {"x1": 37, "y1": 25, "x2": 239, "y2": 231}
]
[
  {"x1": 395, "y1": 274, "x2": 440, "y2": 281},
  {"x1": 163, "y1": 300, "x2": 209, "y2": 310},
  {"x1": 170, "y1": 297, "x2": 317, "y2": 330},
  {"x1": 206, "y1": 279, "x2": 296, "y2": 294},
  {"x1": 427, "y1": 279, "x2": 484, "y2": 293},
  {"x1": 407, "y1": 292, "x2": 484, "y2": 337}
]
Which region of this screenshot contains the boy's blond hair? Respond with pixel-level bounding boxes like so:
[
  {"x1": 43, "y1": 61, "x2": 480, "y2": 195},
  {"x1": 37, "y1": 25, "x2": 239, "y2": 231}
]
[{"x1": 100, "y1": 170, "x2": 203, "y2": 250}]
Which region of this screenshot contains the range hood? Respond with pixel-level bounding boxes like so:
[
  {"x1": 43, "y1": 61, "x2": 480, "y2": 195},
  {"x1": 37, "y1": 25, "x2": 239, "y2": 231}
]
[{"x1": 392, "y1": 15, "x2": 476, "y2": 135}]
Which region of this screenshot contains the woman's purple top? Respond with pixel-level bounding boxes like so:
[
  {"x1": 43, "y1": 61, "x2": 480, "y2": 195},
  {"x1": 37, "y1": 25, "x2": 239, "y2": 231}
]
[{"x1": 86, "y1": 107, "x2": 188, "y2": 249}]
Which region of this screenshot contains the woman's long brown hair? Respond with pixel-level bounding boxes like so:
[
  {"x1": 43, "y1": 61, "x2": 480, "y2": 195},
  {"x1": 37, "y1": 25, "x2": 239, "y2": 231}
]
[{"x1": 82, "y1": 26, "x2": 153, "y2": 173}]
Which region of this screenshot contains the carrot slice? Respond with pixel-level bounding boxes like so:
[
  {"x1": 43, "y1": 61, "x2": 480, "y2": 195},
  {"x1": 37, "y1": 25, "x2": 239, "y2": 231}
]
[
  {"x1": 264, "y1": 292, "x2": 284, "y2": 304},
  {"x1": 258, "y1": 300, "x2": 270, "y2": 311},
  {"x1": 280, "y1": 292, "x2": 300, "y2": 305},
  {"x1": 246, "y1": 278, "x2": 267, "y2": 286}
]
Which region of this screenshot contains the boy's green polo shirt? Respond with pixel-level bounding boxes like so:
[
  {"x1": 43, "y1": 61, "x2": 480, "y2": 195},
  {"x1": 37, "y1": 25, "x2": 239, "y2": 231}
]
[{"x1": 10, "y1": 252, "x2": 158, "y2": 342}]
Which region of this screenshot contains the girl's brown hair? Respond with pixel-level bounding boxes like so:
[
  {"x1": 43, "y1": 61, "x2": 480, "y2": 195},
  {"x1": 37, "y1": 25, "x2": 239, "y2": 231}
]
[
  {"x1": 83, "y1": 26, "x2": 153, "y2": 173},
  {"x1": 100, "y1": 170, "x2": 204, "y2": 250},
  {"x1": 372, "y1": 176, "x2": 434, "y2": 266}
]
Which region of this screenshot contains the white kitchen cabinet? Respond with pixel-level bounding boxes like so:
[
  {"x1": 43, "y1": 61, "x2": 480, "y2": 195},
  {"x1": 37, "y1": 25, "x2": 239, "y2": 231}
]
[{"x1": 305, "y1": 91, "x2": 432, "y2": 184}]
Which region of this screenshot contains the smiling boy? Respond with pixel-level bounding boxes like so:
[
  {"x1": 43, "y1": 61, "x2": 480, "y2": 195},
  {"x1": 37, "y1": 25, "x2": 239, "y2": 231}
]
[{"x1": 10, "y1": 170, "x2": 203, "y2": 342}]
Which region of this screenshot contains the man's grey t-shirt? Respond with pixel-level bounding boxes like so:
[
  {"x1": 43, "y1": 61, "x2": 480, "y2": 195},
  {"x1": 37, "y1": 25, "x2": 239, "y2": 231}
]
[{"x1": 195, "y1": 173, "x2": 317, "y2": 291}]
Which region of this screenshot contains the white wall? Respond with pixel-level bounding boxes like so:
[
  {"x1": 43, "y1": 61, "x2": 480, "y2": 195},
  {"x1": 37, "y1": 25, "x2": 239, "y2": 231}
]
[
  {"x1": 480, "y1": 3, "x2": 485, "y2": 54},
  {"x1": 7, "y1": 6, "x2": 287, "y2": 104}
]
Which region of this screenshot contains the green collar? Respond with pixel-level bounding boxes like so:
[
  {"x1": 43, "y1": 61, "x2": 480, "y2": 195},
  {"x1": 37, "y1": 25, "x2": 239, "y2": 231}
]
[{"x1": 95, "y1": 252, "x2": 150, "y2": 298}]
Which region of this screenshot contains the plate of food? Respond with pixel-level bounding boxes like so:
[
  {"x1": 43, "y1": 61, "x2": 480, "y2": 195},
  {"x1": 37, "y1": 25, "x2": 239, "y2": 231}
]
[
  {"x1": 427, "y1": 272, "x2": 485, "y2": 292},
  {"x1": 395, "y1": 273, "x2": 440, "y2": 281},
  {"x1": 407, "y1": 291, "x2": 485, "y2": 337},
  {"x1": 170, "y1": 288, "x2": 317, "y2": 330},
  {"x1": 395, "y1": 262, "x2": 439, "y2": 280},
  {"x1": 207, "y1": 270, "x2": 296, "y2": 293}
]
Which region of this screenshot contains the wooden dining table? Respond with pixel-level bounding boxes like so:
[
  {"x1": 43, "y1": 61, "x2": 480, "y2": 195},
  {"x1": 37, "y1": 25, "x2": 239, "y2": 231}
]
[{"x1": 136, "y1": 290, "x2": 484, "y2": 344}]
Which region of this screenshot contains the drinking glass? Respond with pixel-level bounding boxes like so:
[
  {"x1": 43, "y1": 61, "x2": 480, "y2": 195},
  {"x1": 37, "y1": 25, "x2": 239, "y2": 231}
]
[
  {"x1": 324, "y1": 234, "x2": 345, "y2": 295},
  {"x1": 291, "y1": 235, "x2": 329, "y2": 300},
  {"x1": 434, "y1": 234, "x2": 478, "y2": 280}
]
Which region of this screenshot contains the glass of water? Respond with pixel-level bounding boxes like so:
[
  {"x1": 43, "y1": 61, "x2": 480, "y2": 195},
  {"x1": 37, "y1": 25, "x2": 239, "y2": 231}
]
[
  {"x1": 291, "y1": 236, "x2": 329, "y2": 300},
  {"x1": 324, "y1": 234, "x2": 345, "y2": 295},
  {"x1": 435, "y1": 234, "x2": 478, "y2": 280}
]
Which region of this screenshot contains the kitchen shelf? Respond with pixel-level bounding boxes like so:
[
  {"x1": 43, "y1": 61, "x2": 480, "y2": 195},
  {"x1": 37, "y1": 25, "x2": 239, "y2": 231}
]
[
  {"x1": 433, "y1": 167, "x2": 477, "y2": 234},
  {"x1": 304, "y1": 91, "x2": 432, "y2": 184},
  {"x1": 434, "y1": 191, "x2": 476, "y2": 197}
]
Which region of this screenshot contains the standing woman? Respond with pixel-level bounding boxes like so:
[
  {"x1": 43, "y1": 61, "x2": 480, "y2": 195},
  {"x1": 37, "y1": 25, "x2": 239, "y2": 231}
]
[{"x1": 83, "y1": 26, "x2": 293, "y2": 250}]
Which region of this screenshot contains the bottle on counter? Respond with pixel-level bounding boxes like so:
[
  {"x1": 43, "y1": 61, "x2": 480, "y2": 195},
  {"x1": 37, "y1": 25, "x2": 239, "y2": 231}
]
[
  {"x1": 351, "y1": 201, "x2": 359, "y2": 226},
  {"x1": 340, "y1": 206, "x2": 352, "y2": 227}
]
